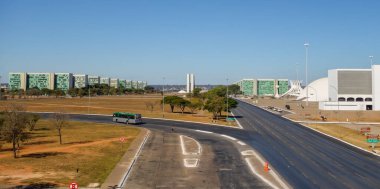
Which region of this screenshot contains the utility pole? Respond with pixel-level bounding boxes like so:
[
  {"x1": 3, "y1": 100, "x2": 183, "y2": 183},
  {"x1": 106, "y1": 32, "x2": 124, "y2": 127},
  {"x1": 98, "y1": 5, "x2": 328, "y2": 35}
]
[
  {"x1": 304, "y1": 42, "x2": 310, "y2": 106},
  {"x1": 226, "y1": 78, "x2": 229, "y2": 119},
  {"x1": 162, "y1": 77, "x2": 165, "y2": 118}
]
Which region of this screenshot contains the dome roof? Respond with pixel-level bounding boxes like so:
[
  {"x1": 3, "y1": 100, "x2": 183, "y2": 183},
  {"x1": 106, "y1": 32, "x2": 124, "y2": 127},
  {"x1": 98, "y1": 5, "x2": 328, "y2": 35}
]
[{"x1": 298, "y1": 77, "x2": 329, "y2": 102}]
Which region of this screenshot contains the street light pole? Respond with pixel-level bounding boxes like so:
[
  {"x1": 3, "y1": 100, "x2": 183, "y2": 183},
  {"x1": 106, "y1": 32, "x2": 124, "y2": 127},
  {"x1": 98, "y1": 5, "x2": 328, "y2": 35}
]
[
  {"x1": 304, "y1": 43, "x2": 310, "y2": 106},
  {"x1": 162, "y1": 77, "x2": 165, "y2": 118},
  {"x1": 226, "y1": 78, "x2": 229, "y2": 119},
  {"x1": 369, "y1": 56, "x2": 374, "y2": 66}
]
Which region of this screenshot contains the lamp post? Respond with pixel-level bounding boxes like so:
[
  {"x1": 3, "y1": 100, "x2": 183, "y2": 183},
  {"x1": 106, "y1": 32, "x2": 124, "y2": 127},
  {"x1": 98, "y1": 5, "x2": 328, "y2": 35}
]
[
  {"x1": 162, "y1": 77, "x2": 165, "y2": 118},
  {"x1": 369, "y1": 56, "x2": 374, "y2": 66},
  {"x1": 226, "y1": 78, "x2": 229, "y2": 120},
  {"x1": 304, "y1": 42, "x2": 310, "y2": 106}
]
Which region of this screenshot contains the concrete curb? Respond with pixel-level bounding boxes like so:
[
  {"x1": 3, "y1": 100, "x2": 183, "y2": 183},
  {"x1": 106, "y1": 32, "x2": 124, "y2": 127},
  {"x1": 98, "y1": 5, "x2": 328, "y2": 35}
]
[{"x1": 101, "y1": 129, "x2": 151, "y2": 189}]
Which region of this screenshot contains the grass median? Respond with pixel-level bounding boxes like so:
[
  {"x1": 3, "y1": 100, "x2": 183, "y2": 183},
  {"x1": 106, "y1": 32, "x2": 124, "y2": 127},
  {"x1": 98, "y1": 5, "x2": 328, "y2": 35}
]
[{"x1": 0, "y1": 119, "x2": 141, "y2": 187}]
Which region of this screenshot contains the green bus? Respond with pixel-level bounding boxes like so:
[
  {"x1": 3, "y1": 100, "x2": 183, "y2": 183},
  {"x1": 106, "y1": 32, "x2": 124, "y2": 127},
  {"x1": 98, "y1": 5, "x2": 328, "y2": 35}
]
[{"x1": 112, "y1": 112, "x2": 142, "y2": 124}]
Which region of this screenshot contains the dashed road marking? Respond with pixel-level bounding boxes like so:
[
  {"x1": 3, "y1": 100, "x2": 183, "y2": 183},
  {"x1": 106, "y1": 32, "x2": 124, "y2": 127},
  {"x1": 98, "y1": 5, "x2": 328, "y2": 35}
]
[
  {"x1": 195, "y1": 130, "x2": 213, "y2": 134},
  {"x1": 237, "y1": 141, "x2": 246, "y2": 146},
  {"x1": 220, "y1": 134, "x2": 237, "y2": 141}
]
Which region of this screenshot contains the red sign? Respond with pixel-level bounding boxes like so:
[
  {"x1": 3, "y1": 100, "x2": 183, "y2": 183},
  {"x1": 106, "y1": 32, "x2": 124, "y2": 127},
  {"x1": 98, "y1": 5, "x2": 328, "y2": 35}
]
[
  {"x1": 360, "y1": 127, "x2": 371, "y2": 133},
  {"x1": 69, "y1": 182, "x2": 78, "y2": 189},
  {"x1": 366, "y1": 134, "x2": 380, "y2": 139},
  {"x1": 119, "y1": 137, "x2": 126, "y2": 142}
]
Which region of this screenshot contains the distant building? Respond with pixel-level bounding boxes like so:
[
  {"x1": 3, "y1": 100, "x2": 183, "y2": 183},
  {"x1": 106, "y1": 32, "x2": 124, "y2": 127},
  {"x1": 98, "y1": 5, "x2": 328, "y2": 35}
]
[
  {"x1": 110, "y1": 78, "x2": 119, "y2": 88},
  {"x1": 55, "y1": 73, "x2": 73, "y2": 91},
  {"x1": 186, "y1": 73, "x2": 195, "y2": 93},
  {"x1": 119, "y1": 80, "x2": 127, "y2": 89},
  {"x1": 236, "y1": 79, "x2": 289, "y2": 97},
  {"x1": 73, "y1": 74, "x2": 88, "y2": 88},
  {"x1": 132, "y1": 81, "x2": 138, "y2": 89},
  {"x1": 100, "y1": 77, "x2": 110, "y2": 86},
  {"x1": 125, "y1": 80, "x2": 132, "y2": 89},
  {"x1": 9, "y1": 72, "x2": 27, "y2": 91},
  {"x1": 27, "y1": 73, "x2": 55, "y2": 90},
  {"x1": 88, "y1": 76, "x2": 100, "y2": 86},
  {"x1": 318, "y1": 65, "x2": 380, "y2": 111}
]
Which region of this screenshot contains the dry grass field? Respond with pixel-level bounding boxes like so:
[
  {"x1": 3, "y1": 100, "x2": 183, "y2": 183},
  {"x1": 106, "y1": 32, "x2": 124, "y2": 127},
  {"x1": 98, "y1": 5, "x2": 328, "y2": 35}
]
[
  {"x1": 0, "y1": 120, "x2": 141, "y2": 187},
  {"x1": 0, "y1": 95, "x2": 235, "y2": 126}
]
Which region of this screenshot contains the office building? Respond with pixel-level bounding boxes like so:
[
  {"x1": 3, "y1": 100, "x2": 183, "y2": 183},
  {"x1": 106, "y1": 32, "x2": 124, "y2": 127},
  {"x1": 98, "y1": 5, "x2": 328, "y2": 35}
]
[
  {"x1": 73, "y1": 74, "x2": 88, "y2": 88},
  {"x1": 186, "y1": 73, "x2": 195, "y2": 93}
]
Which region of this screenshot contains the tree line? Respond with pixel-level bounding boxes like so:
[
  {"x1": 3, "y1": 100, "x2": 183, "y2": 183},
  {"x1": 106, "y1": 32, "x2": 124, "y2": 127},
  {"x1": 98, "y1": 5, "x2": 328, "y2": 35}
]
[
  {"x1": 3, "y1": 84, "x2": 156, "y2": 99},
  {"x1": 0, "y1": 104, "x2": 69, "y2": 158},
  {"x1": 162, "y1": 84, "x2": 240, "y2": 120}
]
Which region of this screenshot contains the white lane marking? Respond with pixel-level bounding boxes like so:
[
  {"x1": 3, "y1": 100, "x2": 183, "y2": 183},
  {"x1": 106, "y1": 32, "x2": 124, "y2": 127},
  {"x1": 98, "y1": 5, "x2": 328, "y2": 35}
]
[
  {"x1": 248, "y1": 150, "x2": 290, "y2": 189},
  {"x1": 184, "y1": 158, "x2": 199, "y2": 168},
  {"x1": 195, "y1": 130, "x2": 213, "y2": 134},
  {"x1": 241, "y1": 150, "x2": 255, "y2": 156},
  {"x1": 230, "y1": 111, "x2": 244, "y2": 129},
  {"x1": 180, "y1": 135, "x2": 202, "y2": 155},
  {"x1": 237, "y1": 141, "x2": 246, "y2": 146},
  {"x1": 245, "y1": 158, "x2": 280, "y2": 189},
  {"x1": 220, "y1": 134, "x2": 237, "y2": 141}
]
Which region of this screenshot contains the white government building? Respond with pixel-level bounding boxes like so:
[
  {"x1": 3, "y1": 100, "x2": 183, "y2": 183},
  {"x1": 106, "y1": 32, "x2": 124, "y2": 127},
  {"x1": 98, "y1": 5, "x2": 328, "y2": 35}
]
[{"x1": 298, "y1": 65, "x2": 380, "y2": 111}]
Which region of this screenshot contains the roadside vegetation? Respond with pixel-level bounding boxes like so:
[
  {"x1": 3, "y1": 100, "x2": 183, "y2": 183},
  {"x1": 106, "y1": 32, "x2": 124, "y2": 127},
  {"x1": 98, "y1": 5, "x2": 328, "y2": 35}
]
[{"x1": 0, "y1": 118, "x2": 140, "y2": 187}]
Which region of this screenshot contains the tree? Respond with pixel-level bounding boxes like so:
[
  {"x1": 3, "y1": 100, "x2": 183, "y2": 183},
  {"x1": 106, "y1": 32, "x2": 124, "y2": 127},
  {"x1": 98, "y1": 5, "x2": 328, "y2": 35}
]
[
  {"x1": 204, "y1": 96, "x2": 225, "y2": 120},
  {"x1": 78, "y1": 88, "x2": 86, "y2": 98},
  {"x1": 162, "y1": 96, "x2": 183, "y2": 113},
  {"x1": 174, "y1": 98, "x2": 191, "y2": 114},
  {"x1": 109, "y1": 87, "x2": 117, "y2": 95},
  {"x1": 145, "y1": 101, "x2": 157, "y2": 112},
  {"x1": 0, "y1": 104, "x2": 30, "y2": 158},
  {"x1": 188, "y1": 99, "x2": 203, "y2": 114},
  {"x1": 144, "y1": 86, "x2": 155, "y2": 93},
  {"x1": 54, "y1": 90, "x2": 65, "y2": 98},
  {"x1": 228, "y1": 84, "x2": 241, "y2": 95},
  {"x1": 26, "y1": 114, "x2": 40, "y2": 131},
  {"x1": 51, "y1": 112, "x2": 68, "y2": 145},
  {"x1": 192, "y1": 88, "x2": 202, "y2": 98}
]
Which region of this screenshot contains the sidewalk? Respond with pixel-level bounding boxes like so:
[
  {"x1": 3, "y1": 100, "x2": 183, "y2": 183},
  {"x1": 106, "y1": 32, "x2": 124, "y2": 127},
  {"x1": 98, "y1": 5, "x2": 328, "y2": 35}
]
[{"x1": 101, "y1": 128, "x2": 150, "y2": 189}]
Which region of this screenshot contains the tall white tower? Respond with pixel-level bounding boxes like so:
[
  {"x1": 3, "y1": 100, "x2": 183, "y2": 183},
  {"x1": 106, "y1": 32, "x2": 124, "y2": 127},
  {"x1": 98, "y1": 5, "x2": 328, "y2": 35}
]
[{"x1": 186, "y1": 73, "x2": 195, "y2": 93}]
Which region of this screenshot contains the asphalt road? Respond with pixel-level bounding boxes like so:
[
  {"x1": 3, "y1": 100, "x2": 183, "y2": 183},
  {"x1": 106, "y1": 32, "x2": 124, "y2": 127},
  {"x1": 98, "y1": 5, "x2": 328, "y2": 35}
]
[
  {"x1": 39, "y1": 100, "x2": 380, "y2": 188},
  {"x1": 124, "y1": 127, "x2": 268, "y2": 189},
  {"x1": 232, "y1": 100, "x2": 380, "y2": 189}
]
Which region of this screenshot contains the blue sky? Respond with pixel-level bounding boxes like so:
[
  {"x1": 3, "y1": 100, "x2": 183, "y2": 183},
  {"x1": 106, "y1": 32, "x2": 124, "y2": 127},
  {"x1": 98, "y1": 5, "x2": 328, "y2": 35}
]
[{"x1": 1, "y1": 0, "x2": 380, "y2": 84}]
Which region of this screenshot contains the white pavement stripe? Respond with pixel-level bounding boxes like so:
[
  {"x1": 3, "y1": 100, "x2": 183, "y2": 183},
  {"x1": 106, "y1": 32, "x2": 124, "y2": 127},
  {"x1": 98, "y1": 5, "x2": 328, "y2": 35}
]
[
  {"x1": 180, "y1": 135, "x2": 202, "y2": 155},
  {"x1": 220, "y1": 134, "x2": 237, "y2": 141},
  {"x1": 244, "y1": 158, "x2": 280, "y2": 189},
  {"x1": 237, "y1": 141, "x2": 246, "y2": 146},
  {"x1": 195, "y1": 130, "x2": 213, "y2": 134},
  {"x1": 230, "y1": 111, "x2": 244, "y2": 129}
]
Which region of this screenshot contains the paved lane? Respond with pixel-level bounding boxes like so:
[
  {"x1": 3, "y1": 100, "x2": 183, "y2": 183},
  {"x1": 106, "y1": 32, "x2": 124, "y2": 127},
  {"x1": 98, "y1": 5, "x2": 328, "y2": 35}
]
[{"x1": 232, "y1": 100, "x2": 380, "y2": 189}]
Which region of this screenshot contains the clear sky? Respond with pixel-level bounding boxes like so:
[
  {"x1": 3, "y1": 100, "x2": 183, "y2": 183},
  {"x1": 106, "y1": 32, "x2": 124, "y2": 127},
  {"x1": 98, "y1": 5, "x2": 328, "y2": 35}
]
[{"x1": 1, "y1": 0, "x2": 380, "y2": 85}]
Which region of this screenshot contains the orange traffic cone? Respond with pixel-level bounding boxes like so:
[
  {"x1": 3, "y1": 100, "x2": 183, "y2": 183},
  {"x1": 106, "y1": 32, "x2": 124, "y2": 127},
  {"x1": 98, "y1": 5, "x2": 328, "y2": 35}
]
[{"x1": 264, "y1": 162, "x2": 270, "y2": 172}]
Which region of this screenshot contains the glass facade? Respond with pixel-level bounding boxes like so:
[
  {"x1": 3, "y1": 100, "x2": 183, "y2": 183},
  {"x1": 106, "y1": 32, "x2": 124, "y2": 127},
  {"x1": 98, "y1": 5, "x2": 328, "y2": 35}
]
[
  {"x1": 9, "y1": 73, "x2": 23, "y2": 90},
  {"x1": 241, "y1": 80, "x2": 255, "y2": 96},
  {"x1": 126, "y1": 80, "x2": 132, "y2": 89},
  {"x1": 27, "y1": 73, "x2": 52, "y2": 89},
  {"x1": 73, "y1": 75, "x2": 87, "y2": 88},
  {"x1": 88, "y1": 76, "x2": 100, "y2": 86},
  {"x1": 55, "y1": 73, "x2": 72, "y2": 91},
  {"x1": 258, "y1": 80, "x2": 275, "y2": 96},
  {"x1": 119, "y1": 80, "x2": 127, "y2": 89},
  {"x1": 278, "y1": 80, "x2": 289, "y2": 95}
]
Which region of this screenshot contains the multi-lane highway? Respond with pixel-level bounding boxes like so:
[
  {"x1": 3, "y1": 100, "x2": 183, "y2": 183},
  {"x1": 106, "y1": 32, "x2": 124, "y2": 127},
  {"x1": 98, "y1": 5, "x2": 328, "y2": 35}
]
[{"x1": 39, "y1": 100, "x2": 380, "y2": 188}]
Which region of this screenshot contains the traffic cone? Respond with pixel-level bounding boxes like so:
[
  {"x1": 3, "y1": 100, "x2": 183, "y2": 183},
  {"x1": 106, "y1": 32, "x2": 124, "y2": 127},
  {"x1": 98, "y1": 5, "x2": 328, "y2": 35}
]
[{"x1": 264, "y1": 162, "x2": 270, "y2": 172}]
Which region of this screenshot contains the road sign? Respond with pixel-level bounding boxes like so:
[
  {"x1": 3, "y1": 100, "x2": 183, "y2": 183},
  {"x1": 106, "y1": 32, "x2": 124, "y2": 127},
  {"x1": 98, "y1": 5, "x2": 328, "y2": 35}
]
[
  {"x1": 360, "y1": 127, "x2": 371, "y2": 134},
  {"x1": 69, "y1": 182, "x2": 78, "y2": 189},
  {"x1": 120, "y1": 137, "x2": 126, "y2": 143},
  {"x1": 366, "y1": 134, "x2": 380, "y2": 143}
]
